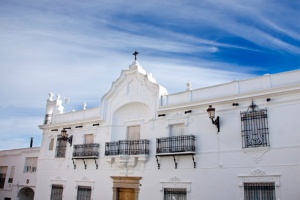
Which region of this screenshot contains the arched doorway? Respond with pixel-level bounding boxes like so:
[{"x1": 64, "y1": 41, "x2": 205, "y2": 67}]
[{"x1": 18, "y1": 187, "x2": 34, "y2": 200}]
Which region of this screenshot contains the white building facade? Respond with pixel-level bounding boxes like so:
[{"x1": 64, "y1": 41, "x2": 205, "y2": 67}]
[
  {"x1": 0, "y1": 147, "x2": 39, "y2": 200},
  {"x1": 33, "y1": 61, "x2": 300, "y2": 200}
]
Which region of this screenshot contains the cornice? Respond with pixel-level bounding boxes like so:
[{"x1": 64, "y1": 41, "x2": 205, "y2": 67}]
[
  {"x1": 158, "y1": 84, "x2": 300, "y2": 113},
  {"x1": 38, "y1": 118, "x2": 103, "y2": 130}
]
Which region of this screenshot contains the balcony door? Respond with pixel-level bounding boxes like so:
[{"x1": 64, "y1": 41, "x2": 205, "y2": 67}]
[
  {"x1": 127, "y1": 126, "x2": 140, "y2": 140},
  {"x1": 170, "y1": 124, "x2": 184, "y2": 137},
  {"x1": 127, "y1": 126, "x2": 140, "y2": 155},
  {"x1": 84, "y1": 134, "x2": 94, "y2": 156},
  {"x1": 170, "y1": 124, "x2": 185, "y2": 152}
]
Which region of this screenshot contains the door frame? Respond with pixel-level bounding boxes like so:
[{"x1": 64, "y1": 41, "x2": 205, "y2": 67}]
[{"x1": 111, "y1": 176, "x2": 142, "y2": 200}]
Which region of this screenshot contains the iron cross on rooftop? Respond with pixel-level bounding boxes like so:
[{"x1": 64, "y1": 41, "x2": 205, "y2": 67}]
[{"x1": 133, "y1": 51, "x2": 139, "y2": 60}]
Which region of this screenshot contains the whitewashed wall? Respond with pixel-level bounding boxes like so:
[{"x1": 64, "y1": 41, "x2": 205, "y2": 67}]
[
  {"x1": 35, "y1": 62, "x2": 300, "y2": 200},
  {"x1": 0, "y1": 148, "x2": 39, "y2": 200}
]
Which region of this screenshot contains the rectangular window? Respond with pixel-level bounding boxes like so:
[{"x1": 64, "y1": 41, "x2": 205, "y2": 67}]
[
  {"x1": 244, "y1": 182, "x2": 275, "y2": 200},
  {"x1": 0, "y1": 166, "x2": 8, "y2": 189},
  {"x1": 170, "y1": 124, "x2": 185, "y2": 137},
  {"x1": 50, "y1": 184, "x2": 63, "y2": 200},
  {"x1": 49, "y1": 138, "x2": 54, "y2": 150},
  {"x1": 24, "y1": 157, "x2": 38, "y2": 173},
  {"x1": 85, "y1": 134, "x2": 94, "y2": 144},
  {"x1": 8, "y1": 166, "x2": 15, "y2": 183},
  {"x1": 56, "y1": 138, "x2": 67, "y2": 157},
  {"x1": 241, "y1": 106, "x2": 269, "y2": 148},
  {"x1": 77, "y1": 186, "x2": 91, "y2": 200},
  {"x1": 127, "y1": 125, "x2": 140, "y2": 140},
  {"x1": 164, "y1": 188, "x2": 187, "y2": 200},
  {"x1": 4, "y1": 198, "x2": 11, "y2": 200}
]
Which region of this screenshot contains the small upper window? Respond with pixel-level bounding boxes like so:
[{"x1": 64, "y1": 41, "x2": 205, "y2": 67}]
[
  {"x1": 241, "y1": 101, "x2": 270, "y2": 148},
  {"x1": 127, "y1": 125, "x2": 140, "y2": 140},
  {"x1": 8, "y1": 166, "x2": 15, "y2": 183},
  {"x1": 24, "y1": 157, "x2": 38, "y2": 173},
  {"x1": 84, "y1": 134, "x2": 94, "y2": 144},
  {"x1": 170, "y1": 123, "x2": 185, "y2": 137},
  {"x1": 49, "y1": 138, "x2": 54, "y2": 150}
]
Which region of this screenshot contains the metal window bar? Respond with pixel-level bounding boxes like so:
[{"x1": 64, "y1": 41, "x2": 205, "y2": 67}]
[
  {"x1": 164, "y1": 188, "x2": 187, "y2": 200},
  {"x1": 244, "y1": 183, "x2": 275, "y2": 200},
  {"x1": 55, "y1": 138, "x2": 67, "y2": 157},
  {"x1": 0, "y1": 173, "x2": 6, "y2": 189},
  {"x1": 77, "y1": 186, "x2": 92, "y2": 200},
  {"x1": 105, "y1": 139, "x2": 150, "y2": 156},
  {"x1": 73, "y1": 143, "x2": 100, "y2": 158},
  {"x1": 50, "y1": 184, "x2": 63, "y2": 200},
  {"x1": 241, "y1": 104, "x2": 269, "y2": 148},
  {"x1": 156, "y1": 135, "x2": 196, "y2": 154}
]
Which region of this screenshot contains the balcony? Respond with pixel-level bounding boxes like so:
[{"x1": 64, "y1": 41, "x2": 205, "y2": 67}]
[
  {"x1": 72, "y1": 143, "x2": 100, "y2": 169},
  {"x1": 73, "y1": 143, "x2": 100, "y2": 158},
  {"x1": 105, "y1": 140, "x2": 150, "y2": 171},
  {"x1": 105, "y1": 139, "x2": 150, "y2": 156},
  {"x1": 156, "y1": 134, "x2": 196, "y2": 154},
  {"x1": 156, "y1": 135, "x2": 196, "y2": 169}
]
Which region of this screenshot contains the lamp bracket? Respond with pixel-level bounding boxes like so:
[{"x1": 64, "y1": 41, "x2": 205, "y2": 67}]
[{"x1": 211, "y1": 116, "x2": 220, "y2": 132}]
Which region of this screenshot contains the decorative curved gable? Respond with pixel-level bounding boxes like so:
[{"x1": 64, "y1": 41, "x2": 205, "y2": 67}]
[{"x1": 100, "y1": 61, "x2": 167, "y2": 123}]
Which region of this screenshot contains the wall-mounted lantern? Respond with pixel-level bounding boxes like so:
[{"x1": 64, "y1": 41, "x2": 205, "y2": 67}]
[
  {"x1": 59, "y1": 129, "x2": 73, "y2": 146},
  {"x1": 206, "y1": 105, "x2": 220, "y2": 132}
]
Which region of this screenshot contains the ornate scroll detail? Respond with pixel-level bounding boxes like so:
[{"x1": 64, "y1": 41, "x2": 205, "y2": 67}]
[
  {"x1": 169, "y1": 176, "x2": 182, "y2": 182},
  {"x1": 243, "y1": 147, "x2": 270, "y2": 164}
]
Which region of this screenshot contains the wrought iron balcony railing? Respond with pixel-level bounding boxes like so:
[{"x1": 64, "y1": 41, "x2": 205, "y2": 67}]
[
  {"x1": 105, "y1": 139, "x2": 150, "y2": 156},
  {"x1": 156, "y1": 134, "x2": 196, "y2": 154},
  {"x1": 72, "y1": 143, "x2": 100, "y2": 158}
]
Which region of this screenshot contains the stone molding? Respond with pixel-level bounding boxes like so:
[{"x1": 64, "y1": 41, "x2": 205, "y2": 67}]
[
  {"x1": 50, "y1": 176, "x2": 67, "y2": 187},
  {"x1": 243, "y1": 147, "x2": 270, "y2": 164},
  {"x1": 160, "y1": 176, "x2": 191, "y2": 200},
  {"x1": 238, "y1": 170, "x2": 281, "y2": 200},
  {"x1": 111, "y1": 176, "x2": 142, "y2": 200}
]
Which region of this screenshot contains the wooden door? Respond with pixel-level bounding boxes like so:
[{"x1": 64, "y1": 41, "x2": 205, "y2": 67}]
[{"x1": 118, "y1": 188, "x2": 135, "y2": 200}]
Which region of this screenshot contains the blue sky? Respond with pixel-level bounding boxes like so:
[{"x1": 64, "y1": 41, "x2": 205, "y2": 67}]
[{"x1": 0, "y1": 0, "x2": 300, "y2": 150}]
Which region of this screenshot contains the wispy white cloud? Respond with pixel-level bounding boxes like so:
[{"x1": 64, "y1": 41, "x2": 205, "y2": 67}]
[{"x1": 0, "y1": 0, "x2": 299, "y2": 150}]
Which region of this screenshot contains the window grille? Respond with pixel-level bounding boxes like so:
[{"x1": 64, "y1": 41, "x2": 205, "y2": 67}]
[
  {"x1": 0, "y1": 173, "x2": 6, "y2": 189},
  {"x1": 77, "y1": 186, "x2": 92, "y2": 200},
  {"x1": 241, "y1": 101, "x2": 269, "y2": 148},
  {"x1": 0, "y1": 166, "x2": 8, "y2": 189},
  {"x1": 50, "y1": 184, "x2": 63, "y2": 200},
  {"x1": 164, "y1": 188, "x2": 187, "y2": 200},
  {"x1": 244, "y1": 182, "x2": 275, "y2": 200},
  {"x1": 56, "y1": 138, "x2": 67, "y2": 157}
]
